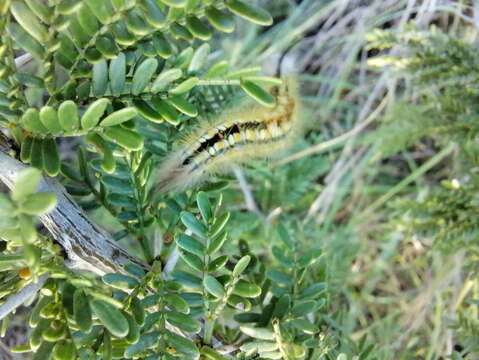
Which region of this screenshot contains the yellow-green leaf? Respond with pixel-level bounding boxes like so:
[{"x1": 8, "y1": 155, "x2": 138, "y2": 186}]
[
  {"x1": 102, "y1": 126, "x2": 144, "y2": 151},
  {"x1": 225, "y1": 0, "x2": 273, "y2": 26},
  {"x1": 240, "y1": 80, "x2": 276, "y2": 107},
  {"x1": 100, "y1": 107, "x2": 137, "y2": 127},
  {"x1": 169, "y1": 77, "x2": 199, "y2": 95},
  {"x1": 81, "y1": 98, "x2": 110, "y2": 130},
  {"x1": 10, "y1": 1, "x2": 48, "y2": 43},
  {"x1": 40, "y1": 106, "x2": 63, "y2": 134},
  {"x1": 58, "y1": 101, "x2": 80, "y2": 131},
  {"x1": 132, "y1": 58, "x2": 158, "y2": 95},
  {"x1": 12, "y1": 167, "x2": 42, "y2": 201},
  {"x1": 205, "y1": 6, "x2": 235, "y2": 33},
  {"x1": 90, "y1": 300, "x2": 129, "y2": 338},
  {"x1": 41, "y1": 138, "x2": 60, "y2": 176}
]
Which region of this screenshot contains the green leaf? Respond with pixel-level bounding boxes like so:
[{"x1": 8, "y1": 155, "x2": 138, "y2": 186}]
[
  {"x1": 20, "y1": 137, "x2": 33, "y2": 163},
  {"x1": 200, "y1": 346, "x2": 229, "y2": 360},
  {"x1": 102, "y1": 330, "x2": 112, "y2": 360},
  {"x1": 206, "y1": 61, "x2": 230, "y2": 78},
  {"x1": 180, "y1": 212, "x2": 207, "y2": 238},
  {"x1": 277, "y1": 224, "x2": 294, "y2": 250},
  {"x1": 272, "y1": 294, "x2": 290, "y2": 319},
  {"x1": 109, "y1": 53, "x2": 126, "y2": 96},
  {"x1": 180, "y1": 252, "x2": 204, "y2": 272},
  {"x1": 166, "y1": 95, "x2": 198, "y2": 117},
  {"x1": 6, "y1": 23, "x2": 45, "y2": 59},
  {"x1": 10, "y1": 1, "x2": 48, "y2": 43},
  {"x1": 30, "y1": 138, "x2": 43, "y2": 169},
  {"x1": 102, "y1": 126, "x2": 144, "y2": 151},
  {"x1": 133, "y1": 99, "x2": 163, "y2": 123},
  {"x1": 0, "y1": 195, "x2": 15, "y2": 219},
  {"x1": 11, "y1": 343, "x2": 32, "y2": 354},
  {"x1": 225, "y1": 66, "x2": 261, "y2": 79},
  {"x1": 131, "y1": 297, "x2": 145, "y2": 326},
  {"x1": 205, "y1": 6, "x2": 235, "y2": 33},
  {"x1": 85, "y1": 47, "x2": 103, "y2": 63},
  {"x1": 166, "y1": 330, "x2": 199, "y2": 357},
  {"x1": 81, "y1": 98, "x2": 110, "y2": 130},
  {"x1": 124, "y1": 331, "x2": 160, "y2": 358},
  {"x1": 189, "y1": 43, "x2": 210, "y2": 72},
  {"x1": 172, "y1": 271, "x2": 202, "y2": 289},
  {"x1": 210, "y1": 212, "x2": 230, "y2": 238},
  {"x1": 225, "y1": 0, "x2": 273, "y2": 26},
  {"x1": 240, "y1": 341, "x2": 279, "y2": 354},
  {"x1": 207, "y1": 231, "x2": 228, "y2": 255},
  {"x1": 32, "y1": 341, "x2": 54, "y2": 360},
  {"x1": 266, "y1": 269, "x2": 292, "y2": 286},
  {"x1": 23, "y1": 243, "x2": 41, "y2": 266},
  {"x1": 29, "y1": 296, "x2": 52, "y2": 327},
  {"x1": 240, "y1": 326, "x2": 275, "y2": 340},
  {"x1": 132, "y1": 58, "x2": 158, "y2": 95},
  {"x1": 102, "y1": 273, "x2": 140, "y2": 290},
  {"x1": 203, "y1": 275, "x2": 225, "y2": 298},
  {"x1": 240, "y1": 80, "x2": 276, "y2": 107},
  {"x1": 42, "y1": 138, "x2": 60, "y2": 177},
  {"x1": 78, "y1": 4, "x2": 99, "y2": 35},
  {"x1": 84, "y1": 0, "x2": 115, "y2": 24},
  {"x1": 185, "y1": 0, "x2": 201, "y2": 11},
  {"x1": 233, "y1": 280, "x2": 261, "y2": 298},
  {"x1": 169, "y1": 77, "x2": 199, "y2": 95},
  {"x1": 258, "y1": 351, "x2": 283, "y2": 359},
  {"x1": 20, "y1": 192, "x2": 56, "y2": 215},
  {"x1": 166, "y1": 311, "x2": 201, "y2": 333},
  {"x1": 300, "y1": 283, "x2": 327, "y2": 300},
  {"x1": 39, "y1": 106, "x2": 63, "y2": 134},
  {"x1": 291, "y1": 300, "x2": 318, "y2": 316},
  {"x1": 58, "y1": 101, "x2": 80, "y2": 131},
  {"x1": 96, "y1": 35, "x2": 119, "y2": 59},
  {"x1": 158, "y1": 0, "x2": 187, "y2": 7},
  {"x1": 290, "y1": 319, "x2": 317, "y2": 335},
  {"x1": 152, "y1": 33, "x2": 173, "y2": 58},
  {"x1": 233, "y1": 255, "x2": 250, "y2": 277},
  {"x1": 126, "y1": 9, "x2": 152, "y2": 36},
  {"x1": 177, "y1": 234, "x2": 205, "y2": 257},
  {"x1": 208, "y1": 255, "x2": 228, "y2": 272},
  {"x1": 90, "y1": 300, "x2": 129, "y2": 338},
  {"x1": 150, "y1": 97, "x2": 179, "y2": 125},
  {"x1": 170, "y1": 22, "x2": 193, "y2": 41},
  {"x1": 73, "y1": 289, "x2": 92, "y2": 333},
  {"x1": 186, "y1": 16, "x2": 212, "y2": 41},
  {"x1": 42, "y1": 320, "x2": 66, "y2": 341},
  {"x1": 100, "y1": 107, "x2": 137, "y2": 127},
  {"x1": 151, "y1": 68, "x2": 182, "y2": 92},
  {"x1": 25, "y1": 0, "x2": 52, "y2": 23},
  {"x1": 12, "y1": 167, "x2": 42, "y2": 201},
  {"x1": 21, "y1": 108, "x2": 48, "y2": 134},
  {"x1": 142, "y1": 0, "x2": 167, "y2": 29},
  {"x1": 196, "y1": 191, "x2": 212, "y2": 222},
  {"x1": 165, "y1": 294, "x2": 190, "y2": 314},
  {"x1": 234, "y1": 312, "x2": 262, "y2": 323},
  {"x1": 125, "y1": 313, "x2": 140, "y2": 344},
  {"x1": 30, "y1": 318, "x2": 49, "y2": 349},
  {"x1": 92, "y1": 59, "x2": 109, "y2": 96},
  {"x1": 243, "y1": 76, "x2": 283, "y2": 86}
]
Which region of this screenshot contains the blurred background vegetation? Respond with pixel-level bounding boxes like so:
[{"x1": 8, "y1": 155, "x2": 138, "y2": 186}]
[
  {"x1": 198, "y1": 0, "x2": 479, "y2": 358},
  {"x1": 2, "y1": 0, "x2": 479, "y2": 359}
]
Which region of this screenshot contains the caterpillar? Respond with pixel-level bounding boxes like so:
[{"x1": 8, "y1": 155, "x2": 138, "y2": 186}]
[{"x1": 155, "y1": 78, "x2": 301, "y2": 193}]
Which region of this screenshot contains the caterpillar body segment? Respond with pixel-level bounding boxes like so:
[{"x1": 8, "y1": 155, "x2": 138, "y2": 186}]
[{"x1": 156, "y1": 78, "x2": 301, "y2": 192}]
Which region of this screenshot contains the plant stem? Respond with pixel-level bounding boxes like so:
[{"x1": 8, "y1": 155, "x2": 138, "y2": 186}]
[{"x1": 204, "y1": 318, "x2": 215, "y2": 345}]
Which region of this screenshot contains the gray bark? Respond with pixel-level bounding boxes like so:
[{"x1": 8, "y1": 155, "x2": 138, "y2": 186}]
[{"x1": 0, "y1": 136, "x2": 148, "y2": 275}]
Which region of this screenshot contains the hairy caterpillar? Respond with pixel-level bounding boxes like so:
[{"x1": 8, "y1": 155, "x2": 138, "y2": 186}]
[{"x1": 156, "y1": 78, "x2": 300, "y2": 192}]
